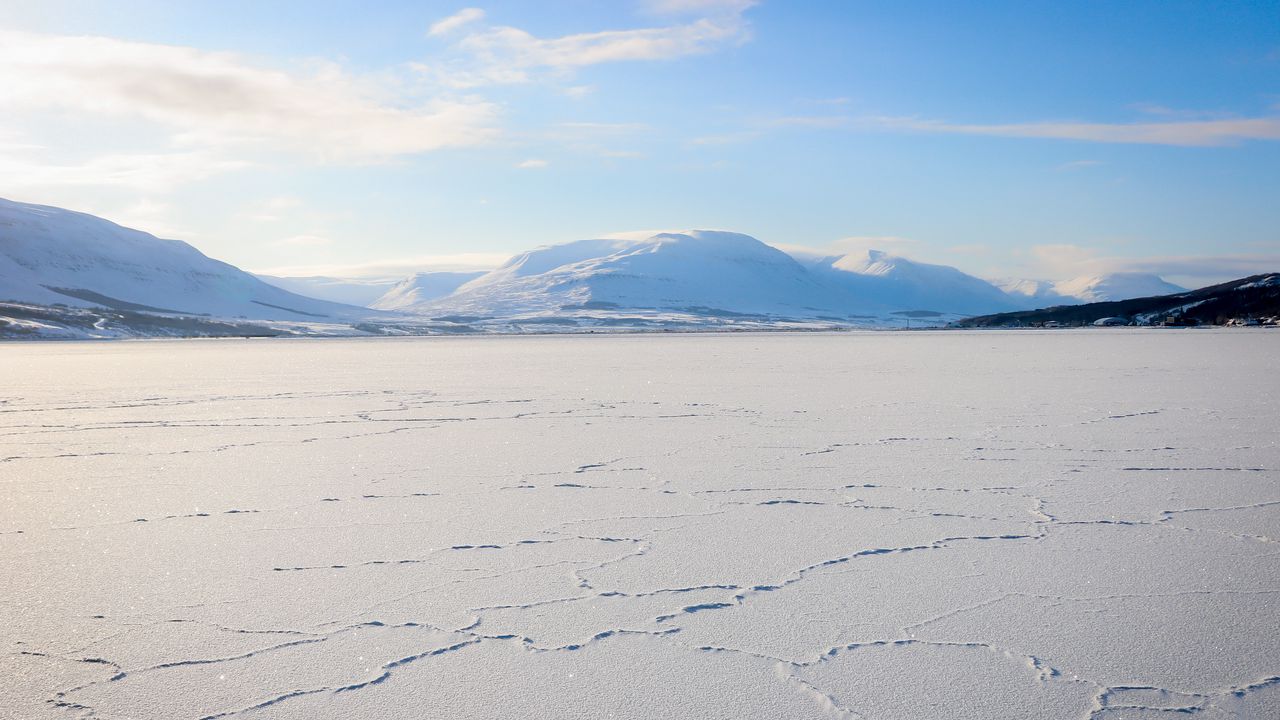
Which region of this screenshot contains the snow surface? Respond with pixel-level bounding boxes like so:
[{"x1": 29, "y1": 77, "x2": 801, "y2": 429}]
[
  {"x1": 2, "y1": 330, "x2": 1277, "y2": 718},
  {"x1": 0, "y1": 198, "x2": 369, "y2": 321}
]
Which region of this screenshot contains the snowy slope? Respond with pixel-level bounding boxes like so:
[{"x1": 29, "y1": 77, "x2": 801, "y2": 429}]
[
  {"x1": 1051, "y1": 272, "x2": 1186, "y2": 303},
  {"x1": 371, "y1": 271, "x2": 487, "y2": 311},
  {"x1": 0, "y1": 197, "x2": 369, "y2": 320},
  {"x1": 414, "y1": 231, "x2": 879, "y2": 318},
  {"x1": 256, "y1": 275, "x2": 401, "y2": 308},
  {"x1": 995, "y1": 273, "x2": 1187, "y2": 307},
  {"x1": 991, "y1": 277, "x2": 1068, "y2": 306},
  {"x1": 796, "y1": 249, "x2": 1023, "y2": 315}
]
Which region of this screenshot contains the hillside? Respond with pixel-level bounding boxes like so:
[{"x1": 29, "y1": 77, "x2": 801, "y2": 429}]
[
  {"x1": 955, "y1": 274, "x2": 1280, "y2": 327},
  {"x1": 0, "y1": 197, "x2": 369, "y2": 321}
]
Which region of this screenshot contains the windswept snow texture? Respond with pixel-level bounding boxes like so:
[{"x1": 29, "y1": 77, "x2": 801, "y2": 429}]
[
  {"x1": 2, "y1": 331, "x2": 1278, "y2": 719},
  {"x1": 0, "y1": 198, "x2": 367, "y2": 321}
]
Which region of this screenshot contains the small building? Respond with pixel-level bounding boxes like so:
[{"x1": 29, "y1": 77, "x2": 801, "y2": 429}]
[{"x1": 1093, "y1": 317, "x2": 1128, "y2": 326}]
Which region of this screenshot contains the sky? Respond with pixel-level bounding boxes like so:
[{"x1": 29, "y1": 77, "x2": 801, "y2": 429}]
[{"x1": 1, "y1": 0, "x2": 1278, "y2": 286}]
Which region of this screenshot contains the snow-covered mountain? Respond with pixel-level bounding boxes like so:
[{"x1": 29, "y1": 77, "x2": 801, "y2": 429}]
[
  {"x1": 256, "y1": 275, "x2": 401, "y2": 308},
  {"x1": 995, "y1": 272, "x2": 1187, "y2": 307},
  {"x1": 0, "y1": 197, "x2": 368, "y2": 320},
  {"x1": 795, "y1": 249, "x2": 1023, "y2": 315},
  {"x1": 1051, "y1": 272, "x2": 1186, "y2": 303},
  {"x1": 371, "y1": 271, "x2": 487, "y2": 311},
  {"x1": 412, "y1": 231, "x2": 876, "y2": 319},
  {"x1": 399, "y1": 232, "x2": 1028, "y2": 322}
]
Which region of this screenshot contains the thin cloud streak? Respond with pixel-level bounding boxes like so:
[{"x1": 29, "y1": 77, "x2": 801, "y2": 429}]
[{"x1": 872, "y1": 115, "x2": 1280, "y2": 146}]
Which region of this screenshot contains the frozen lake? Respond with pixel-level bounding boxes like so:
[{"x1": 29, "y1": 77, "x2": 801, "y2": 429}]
[{"x1": 2, "y1": 330, "x2": 1278, "y2": 719}]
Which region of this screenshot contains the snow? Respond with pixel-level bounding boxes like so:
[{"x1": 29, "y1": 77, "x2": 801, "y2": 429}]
[
  {"x1": 1051, "y1": 272, "x2": 1186, "y2": 303},
  {"x1": 996, "y1": 272, "x2": 1187, "y2": 307},
  {"x1": 0, "y1": 197, "x2": 370, "y2": 321},
  {"x1": 413, "y1": 230, "x2": 869, "y2": 319},
  {"x1": 400, "y1": 231, "x2": 1028, "y2": 322},
  {"x1": 370, "y1": 271, "x2": 487, "y2": 310},
  {"x1": 798, "y1": 249, "x2": 1024, "y2": 315},
  {"x1": 2, "y1": 330, "x2": 1277, "y2": 718}
]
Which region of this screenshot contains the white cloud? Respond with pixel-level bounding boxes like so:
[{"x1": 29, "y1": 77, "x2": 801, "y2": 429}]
[
  {"x1": 0, "y1": 30, "x2": 499, "y2": 163},
  {"x1": 423, "y1": 5, "x2": 754, "y2": 87},
  {"x1": 0, "y1": 150, "x2": 251, "y2": 192},
  {"x1": 872, "y1": 114, "x2": 1280, "y2": 147},
  {"x1": 516, "y1": 158, "x2": 548, "y2": 168},
  {"x1": 1018, "y1": 243, "x2": 1280, "y2": 285},
  {"x1": 644, "y1": 0, "x2": 757, "y2": 15},
  {"x1": 429, "y1": 8, "x2": 486, "y2": 36}
]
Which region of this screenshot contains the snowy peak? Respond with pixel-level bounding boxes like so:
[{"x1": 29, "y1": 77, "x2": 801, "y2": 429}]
[
  {"x1": 796, "y1": 249, "x2": 1022, "y2": 315},
  {"x1": 995, "y1": 272, "x2": 1187, "y2": 307},
  {"x1": 1051, "y1": 272, "x2": 1185, "y2": 303},
  {"x1": 0, "y1": 197, "x2": 368, "y2": 320},
  {"x1": 416, "y1": 230, "x2": 862, "y2": 318}
]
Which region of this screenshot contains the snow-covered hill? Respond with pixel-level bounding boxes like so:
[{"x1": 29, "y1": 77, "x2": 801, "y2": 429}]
[
  {"x1": 371, "y1": 271, "x2": 487, "y2": 311},
  {"x1": 995, "y1": 273, "x2": 1187, "y2": 307},
  {"x1": 796, "y1": 249, "x2": 1023, "y2": 316},
  {"x1": 412, "y1": 231, "x2": 878, "y2": 319},
  {"x1": 0, "y1": 198, "x2": 369, "y2": 321}
]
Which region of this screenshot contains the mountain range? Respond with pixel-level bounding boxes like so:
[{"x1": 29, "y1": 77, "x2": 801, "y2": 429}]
[{"x1": 0, "y1": 197, "x2": 1214, "y2": 338}]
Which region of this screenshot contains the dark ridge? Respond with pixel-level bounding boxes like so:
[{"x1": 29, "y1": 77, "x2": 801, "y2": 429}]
[
  {"x1": 42, "y1": 286, "x2": 196, "y2": 315},
  {"x1": 250, "y1": 300, "x2": 328, "y2": 318},
  {"x1": 953, "y1": 273, "x2": 1280, "y2": 328}
]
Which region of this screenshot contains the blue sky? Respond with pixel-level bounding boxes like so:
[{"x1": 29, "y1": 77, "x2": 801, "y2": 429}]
[{"x1": 1, "y1": 0, "x2": 1277, "y2": 285}]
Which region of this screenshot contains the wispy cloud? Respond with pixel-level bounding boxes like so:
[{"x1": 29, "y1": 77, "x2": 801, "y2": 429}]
[
  {"x1": 0, "y1": 30, "x2": 499, "y2": 164},
  {"x1": 0, "y1": 150, "x2": 251, "y2": 192},
  {"x1": 429, "y1": 8, "x2": 486, "y2": 36},
  {"x1": 643, "y1": 0, "x2": 757, "y2": 14},
  {"x1": 420, "y1": 4, "x2": 754, "y2": 87},
  {"x1": 1020, "y1": 243, "x2": 1280, "y2": 284},
  {"x1": 515, "y1": 158, "x2": 548, "y2": 168},
  {"x1": 872, "y1": 114, "x2": 1280, "y2": 147}
]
